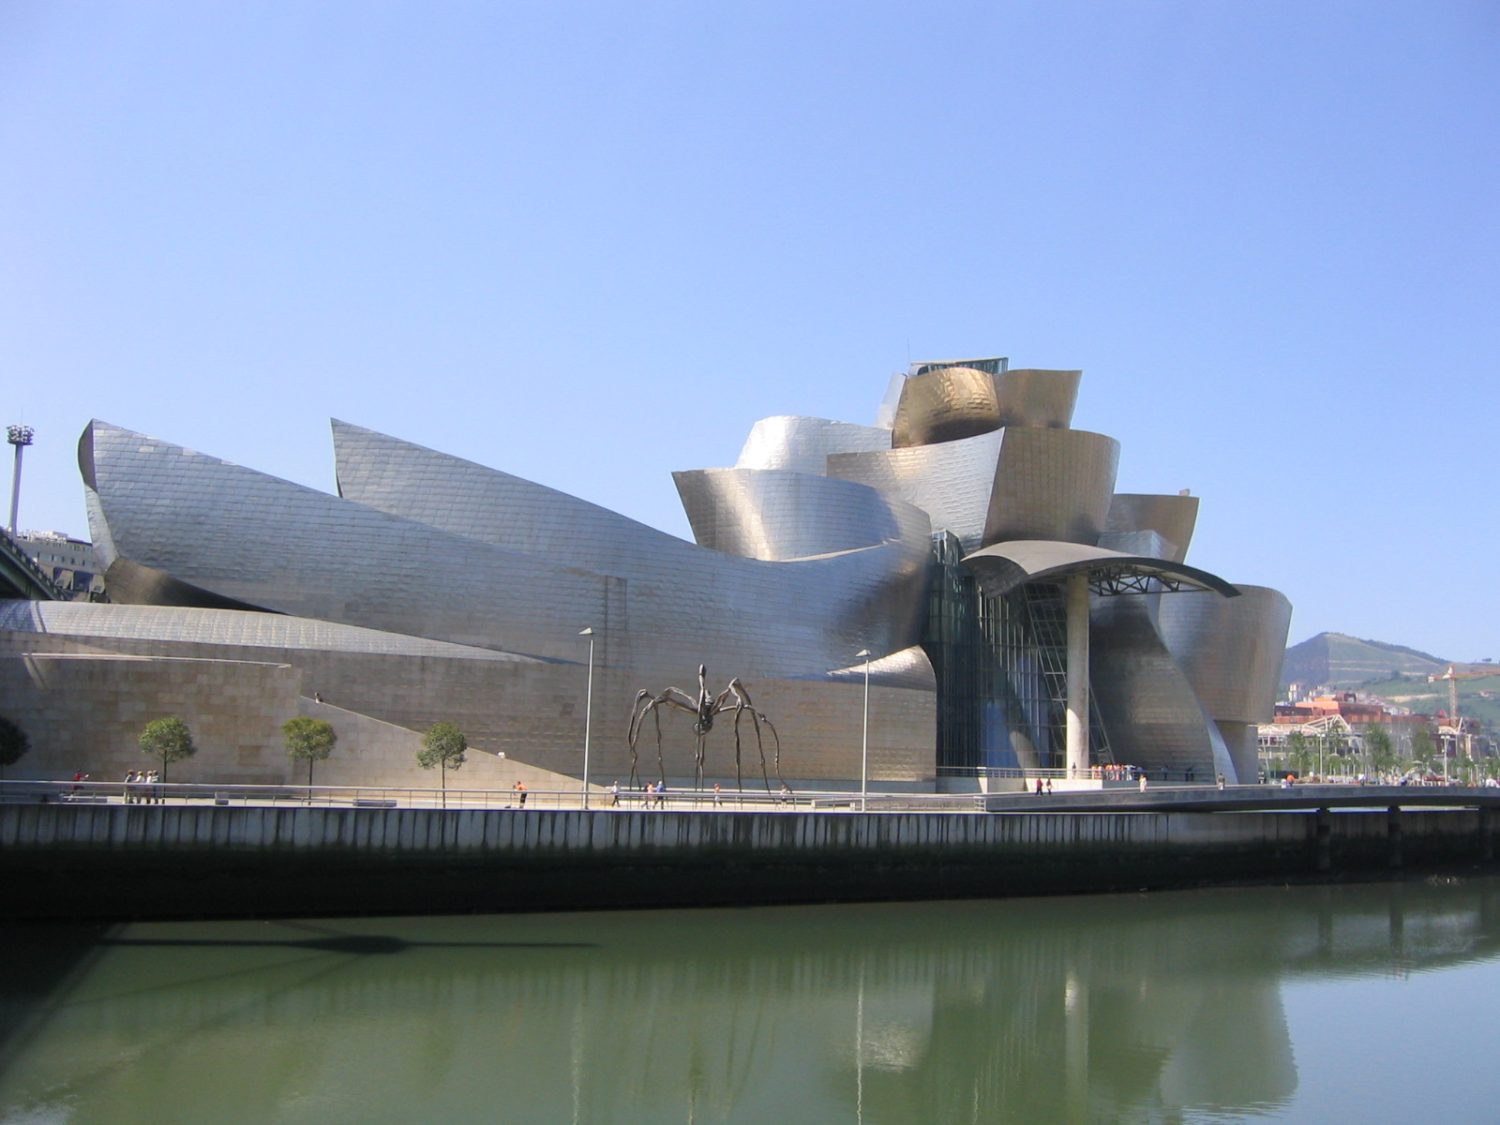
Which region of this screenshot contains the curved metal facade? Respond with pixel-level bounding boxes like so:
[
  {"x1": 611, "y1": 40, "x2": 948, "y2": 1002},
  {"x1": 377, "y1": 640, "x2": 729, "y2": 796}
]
[
  {"x1": 733, "y1": 416, "x2": 891, "y2": 475},
  {"x1": 672, "y1": 468, "x2": 931, "y2": 561},
  {"x1": 0, "y1": 357, "x2": 1290, "y2": 791},
  {"x1": 1088, "y1": 593, "x2": 1237, "y2": 780},
  {"x1": 891, "y1": 366, "x2": 1003, "y2": 448},
  {"x1": 827, "y1": 430, "x2": 1005, "y2": 552},
  {"x1": 983, "y1": 428, "x2": 1120, "y2": 546},
  {"x1": 993, "y1": 368, "x2": 1081, "y2": 429},
  {"x1": 1157, "y1": 584, "x2": 1292, "y2": 725},
  {"x1": 1105, "y1": 493, "x2": 1200, "y2": 564}
]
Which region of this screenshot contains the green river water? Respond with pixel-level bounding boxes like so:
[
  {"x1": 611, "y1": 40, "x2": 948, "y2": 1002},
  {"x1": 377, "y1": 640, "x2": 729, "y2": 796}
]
[{"x1": 3, "y1": 876, "x2": 1499, "y2": 1123}]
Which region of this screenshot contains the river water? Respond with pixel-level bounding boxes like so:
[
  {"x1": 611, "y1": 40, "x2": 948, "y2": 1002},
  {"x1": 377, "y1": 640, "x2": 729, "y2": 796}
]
[{"x1": 3, "y1": 877, "x2": 1500, "y2": 1123}]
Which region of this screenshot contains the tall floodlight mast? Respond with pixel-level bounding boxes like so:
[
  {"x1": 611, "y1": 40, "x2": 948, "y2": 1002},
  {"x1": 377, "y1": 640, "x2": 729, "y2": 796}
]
[{"x1": 6, "y1": 425, "x2": 34, "y2": 535}]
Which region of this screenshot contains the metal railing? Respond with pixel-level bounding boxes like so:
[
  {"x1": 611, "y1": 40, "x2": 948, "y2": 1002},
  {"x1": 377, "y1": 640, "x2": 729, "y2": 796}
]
[{"x1": 0, "y1": 779, "x2": 995, "y2": 814}]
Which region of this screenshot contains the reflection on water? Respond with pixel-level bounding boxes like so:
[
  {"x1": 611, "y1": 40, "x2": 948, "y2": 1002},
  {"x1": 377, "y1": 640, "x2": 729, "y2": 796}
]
[{"x1": 3, "y1": 879, "x2": 1500, "y2": 1123}]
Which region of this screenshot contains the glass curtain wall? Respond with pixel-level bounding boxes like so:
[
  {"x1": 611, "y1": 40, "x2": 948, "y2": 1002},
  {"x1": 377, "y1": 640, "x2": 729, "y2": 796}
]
[{"x1": 924, "y1": 534, "x2": 1112, "y2": 774}]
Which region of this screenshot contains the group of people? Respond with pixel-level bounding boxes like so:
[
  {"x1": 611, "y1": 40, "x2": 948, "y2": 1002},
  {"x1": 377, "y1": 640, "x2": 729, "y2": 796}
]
[
  {"x1": 123, "y1": 769, "x2": 163, "y2": 804},
  {"x1": 606, "y1": 780, "x2": 678, "y2": 808},
  {"x1": 602, "y1": 780, "x2": 793, "y2": 809}
]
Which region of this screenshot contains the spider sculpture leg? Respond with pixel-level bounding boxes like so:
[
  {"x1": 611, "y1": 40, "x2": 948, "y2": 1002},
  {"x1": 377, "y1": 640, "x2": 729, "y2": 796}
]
[
  {"x1": 734, "y1": 705, "x2": 776, "y2": 793},
  {"x1": 628, "y1": 688, "x2": 699, "y2": 789},
  {"x1": 721, "y1": 680, "x2": 773, "y2": 792},
  {"x1": 761, "y1": 715, "x2": 784, "y2": 786},
  {"x1": 651, "y1": 704, "x2": 668, "y2": 786},
  {"x1": 626, "y1": 690, "x2": 655, "y2": 790}
]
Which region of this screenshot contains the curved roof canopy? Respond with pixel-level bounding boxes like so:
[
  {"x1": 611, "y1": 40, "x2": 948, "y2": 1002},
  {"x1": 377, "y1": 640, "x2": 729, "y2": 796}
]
[{"x1": 962, "y1": 540, "x2": 1241, "y2": 598}]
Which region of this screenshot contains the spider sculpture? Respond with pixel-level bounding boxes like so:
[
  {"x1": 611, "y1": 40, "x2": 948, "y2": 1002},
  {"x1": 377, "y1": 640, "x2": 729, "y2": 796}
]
[{"x1": 627, "y1": 665, "x2": 782, "y2": 792}]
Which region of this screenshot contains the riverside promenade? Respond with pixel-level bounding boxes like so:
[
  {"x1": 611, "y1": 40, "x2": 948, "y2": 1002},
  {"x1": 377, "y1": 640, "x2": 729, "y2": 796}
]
[{"x1": 6, "y1": 782, "x2": 1500, "y2": 921}]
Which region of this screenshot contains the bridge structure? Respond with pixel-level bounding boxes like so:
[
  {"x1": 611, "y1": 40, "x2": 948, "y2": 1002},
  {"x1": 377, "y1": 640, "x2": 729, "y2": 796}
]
[{"x1": 0, "y1": 527, "x2": 61, "y2": 601}]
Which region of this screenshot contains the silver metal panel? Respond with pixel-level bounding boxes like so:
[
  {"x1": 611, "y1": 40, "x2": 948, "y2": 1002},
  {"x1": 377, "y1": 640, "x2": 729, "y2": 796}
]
[
  {"x1": 734, "y1": 416, "x2": 892, "y2": 475},
  {"x1": 828, "y1": 429, "x2": 1005, "y2": 551},
  {"x1": 992, "y1": 368, "x2": 1081, "y2": 429},
  {"x1": 1105, "y1": 493, "x2": 1200, "y2": 564},
  {"x1": 1096, "y1": 530, "x2": 1173, "y2": 560},
  {"x1": 673, "y1": 468, "x2": 931, "y2": 561},
  {"x1": 891, "y1": 366, "x2": 1003, "y2": 448},
  {"x1": 1157, "y1": 584, "x2": 1293, "y2": 725},
  {"x1": 83, "y1": 421, "x2": 932, "y2": 679},
  {"x1": 1089, "y1": 593, "x2": 1238, "y2": 782},
  {"x1": 983, "y1": 428, "x2": 1119, "y2": 546},
  {"x1": 332, "y1": 419, "x2": 689, "y2": 573},
  {"x1": 0, "y1": 599, "x2": 530, "y2": 661}
]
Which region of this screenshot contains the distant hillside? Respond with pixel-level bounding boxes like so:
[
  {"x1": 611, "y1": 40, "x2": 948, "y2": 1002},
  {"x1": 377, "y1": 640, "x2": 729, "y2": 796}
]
[
  {"x1": 1358, "y1": 671, "x2": 1500, "y2": 728},
  {"x1": 1280, "y1": 632, "x2": 1449, "y2": 690}
]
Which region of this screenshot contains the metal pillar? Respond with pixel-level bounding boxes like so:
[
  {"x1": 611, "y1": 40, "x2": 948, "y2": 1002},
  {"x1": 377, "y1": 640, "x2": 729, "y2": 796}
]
[
  {"x1": 857, "y1": 648, "x2": 871, "y2": 811},
  {"x1": 1065, "y1": 571, "x2": 1090, "y2": 778},
  {"x1": 7, "y1": 425, "x2": 33, "y2": 535},
  {"x1": 579, "y1": 627, "x2": 595, "y2": 808}
]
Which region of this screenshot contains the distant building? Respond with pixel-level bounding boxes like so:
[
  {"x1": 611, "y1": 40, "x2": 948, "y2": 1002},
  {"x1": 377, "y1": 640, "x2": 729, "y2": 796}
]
[{"x1": 13, "y1": 531, "x2": 105, "y2": 601}]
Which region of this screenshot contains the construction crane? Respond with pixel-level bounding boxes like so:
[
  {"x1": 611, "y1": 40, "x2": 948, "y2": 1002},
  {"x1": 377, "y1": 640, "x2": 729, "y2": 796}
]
[{"x1": 1427, "y1": 664, "x2": 1500, "y2": 761}]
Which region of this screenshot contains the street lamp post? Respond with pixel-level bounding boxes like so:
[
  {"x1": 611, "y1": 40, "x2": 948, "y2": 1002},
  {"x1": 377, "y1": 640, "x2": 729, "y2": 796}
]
[
  {"x1": 580, "y1": 627, "x2": 595, "y2": 809},
  {"x1": 857, "y1": 649, "x2": 871, "y2": 812},
  {"x1": 7, "y1": 424, "x2": 34, "y2": 535}
]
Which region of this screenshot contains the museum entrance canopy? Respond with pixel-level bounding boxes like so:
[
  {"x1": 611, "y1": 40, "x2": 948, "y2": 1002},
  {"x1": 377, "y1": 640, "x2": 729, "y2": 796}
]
[{"x1": 961, "y1": 540, "x2": 1241, "y2": 599}]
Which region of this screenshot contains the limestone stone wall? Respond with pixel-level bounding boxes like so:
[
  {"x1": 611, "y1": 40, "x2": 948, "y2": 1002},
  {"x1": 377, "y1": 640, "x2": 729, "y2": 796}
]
[{"x1": 0, "y1": 653, "x2": 299, "y2": 784}]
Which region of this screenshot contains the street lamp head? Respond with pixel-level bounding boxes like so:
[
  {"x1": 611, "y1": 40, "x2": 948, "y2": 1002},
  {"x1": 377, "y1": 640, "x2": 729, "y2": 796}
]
[
  {"x1": 856, "y1": 649, "x2": 870, "y2": 659},
  {"x1": 6, "y1": 425, "x2": 34, "y2": 447},
  {"x1": 579, "y1": 627, "x2": 594, "y2": 637}
]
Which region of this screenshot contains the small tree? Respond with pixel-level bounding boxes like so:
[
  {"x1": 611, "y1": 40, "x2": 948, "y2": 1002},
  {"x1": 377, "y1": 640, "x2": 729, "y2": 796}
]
[
  {"x1": 1411, "y1": 726, "x2": 1437, "y2": 778},
  {"x1": 283, "y1": 717, "x2": 337, "y2": 788},
  {"x1": 1322, "y1": 728, "x2": 1347, "y2": 779},
  {"x1": 1286, "y1": 732, "x2": 1312, "y2": 778},
  {"x1": 1365, "y1": 725, "x2": 1398, "y2": 780},
  {"x1": 0, "y1": 714, "x2": 29, "y2": 781},
  {"x1": 138, "y1": 716, "x2": 196, "y2": 782},
  {"x1": 417, "y1": 722, "x2": 467, "y2": 807}
]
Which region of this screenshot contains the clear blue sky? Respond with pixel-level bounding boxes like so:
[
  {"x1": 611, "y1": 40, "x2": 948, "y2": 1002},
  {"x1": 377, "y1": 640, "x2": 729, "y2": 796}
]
[{"x1": 3, "y1": 2, "x2": 1496, "y2": 660}]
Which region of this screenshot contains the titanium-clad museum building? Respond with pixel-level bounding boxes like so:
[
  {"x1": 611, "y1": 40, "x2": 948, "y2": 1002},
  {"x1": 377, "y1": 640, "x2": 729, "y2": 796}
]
[{"x1": 0, "y1": 359, "x2": 1290, "y2": 789}]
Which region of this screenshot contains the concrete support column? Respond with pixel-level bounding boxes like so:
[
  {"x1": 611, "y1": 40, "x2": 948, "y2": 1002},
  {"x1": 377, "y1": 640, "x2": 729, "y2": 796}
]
[{"x1": 1065, "y1": 571, "x2": 1090, "y2": 778}]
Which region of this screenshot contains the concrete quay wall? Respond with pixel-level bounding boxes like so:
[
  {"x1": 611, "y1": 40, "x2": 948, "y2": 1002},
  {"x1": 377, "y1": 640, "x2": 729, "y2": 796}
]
[{"x1": 3, "y1": 803, "x2": 1494, "y2": 921}]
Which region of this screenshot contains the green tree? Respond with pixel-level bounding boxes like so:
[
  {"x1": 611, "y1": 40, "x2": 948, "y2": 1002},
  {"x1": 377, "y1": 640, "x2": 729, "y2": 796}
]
[
  {"x1": 1364, "y1": 725, "x2": 1398, "y2": 780},
  {"x1": 138, "y1": 716, "x2": 196, "y2": 782},
  {"x1": 417, "y1": 722, "x2": 467, "y2": 807},
  {"x1": 1322, "y1": 728, "x2": 1348, "y2": 779},
  {"x1": 1285, "y1": 732, "x2": 1312, "y2": 778},
  {"x1": 283, "y1": 716, "x2": 337, "y2": 788},
  {"x1": 0, "y1": 714, "x2": 29, "y2": 781},
  {"x1": 1411, "y1": 726, "x2": 1437, "y2": 777}
]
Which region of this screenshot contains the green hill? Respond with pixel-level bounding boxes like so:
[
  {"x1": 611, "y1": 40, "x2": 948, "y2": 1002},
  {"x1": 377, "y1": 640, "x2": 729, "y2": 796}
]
[
  {"x1": 1280, "y1": 632, "x2": 1448, "y2": 690},
  {"x1": 1280, "y1": 631, "x2": 1500, "y2": 728}
]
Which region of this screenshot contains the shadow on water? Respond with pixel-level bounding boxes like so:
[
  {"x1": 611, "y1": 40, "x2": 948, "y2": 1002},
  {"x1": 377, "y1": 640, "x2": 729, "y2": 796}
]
[{"x1": 0, "y1": 923, "x2": 114, "y2": 1067}]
